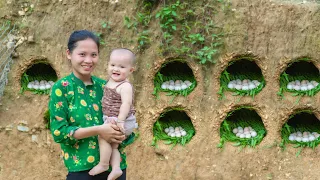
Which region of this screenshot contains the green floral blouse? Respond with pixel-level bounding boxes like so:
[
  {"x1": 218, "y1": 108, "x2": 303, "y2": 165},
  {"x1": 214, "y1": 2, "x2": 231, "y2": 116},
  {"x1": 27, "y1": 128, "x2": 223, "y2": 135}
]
[{"x1": 49, "y1": 73, "x2": 135, "y2": 172}]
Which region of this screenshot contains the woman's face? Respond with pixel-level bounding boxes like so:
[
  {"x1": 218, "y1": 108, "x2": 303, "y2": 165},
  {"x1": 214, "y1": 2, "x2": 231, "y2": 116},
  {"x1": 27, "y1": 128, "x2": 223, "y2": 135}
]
[{"x1": 67, "y1": 38, "x2": 99, "y2": 80}]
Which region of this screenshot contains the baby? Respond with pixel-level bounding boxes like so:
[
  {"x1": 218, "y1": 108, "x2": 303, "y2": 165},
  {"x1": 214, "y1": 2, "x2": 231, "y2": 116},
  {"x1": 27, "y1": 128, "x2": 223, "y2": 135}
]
[{"x1": 89, "y1": 48, "x2": 136, "y2": 180}]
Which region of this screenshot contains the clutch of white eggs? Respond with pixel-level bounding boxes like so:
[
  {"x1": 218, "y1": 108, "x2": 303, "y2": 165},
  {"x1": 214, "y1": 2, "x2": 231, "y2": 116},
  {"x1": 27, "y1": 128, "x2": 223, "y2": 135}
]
[
  {"x1": 288, "y1": 131, "x2": 320, "y2": 142},
  {"x1": 286, "y1": 80, "x2": 319, "y2": 91},
  {"x1": 27, "y1": 80, "x2": 54, "y2": 90},
  {"x1": 161, "y1": 80, "x2": 192, "y2": 91},
  {"x1": 164, "y1": 126, "x2": 187, "y2": 138},
  {"x1": 232, "y1": 126, "x2": 257, "y2": 139},
  {"x1": 227, "y1": 79, "x2": 261, "y2": 91}
]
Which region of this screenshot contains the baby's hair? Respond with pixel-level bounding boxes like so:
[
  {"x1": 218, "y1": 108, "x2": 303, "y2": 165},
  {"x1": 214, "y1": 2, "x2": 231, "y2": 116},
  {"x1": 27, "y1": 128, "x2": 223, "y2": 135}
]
[
  {"x1": 68, "y1": 30, "x2": 100, "y2": 53},
  {"x1": 110, "y1": 48, "x2": 136, "y2": 65}
]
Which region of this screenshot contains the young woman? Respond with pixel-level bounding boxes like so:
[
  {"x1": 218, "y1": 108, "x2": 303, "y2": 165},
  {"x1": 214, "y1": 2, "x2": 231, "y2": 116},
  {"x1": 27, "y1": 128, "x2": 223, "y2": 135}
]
[{"x1": 49, "y1": 30, "x2": 134, "y2": 180}]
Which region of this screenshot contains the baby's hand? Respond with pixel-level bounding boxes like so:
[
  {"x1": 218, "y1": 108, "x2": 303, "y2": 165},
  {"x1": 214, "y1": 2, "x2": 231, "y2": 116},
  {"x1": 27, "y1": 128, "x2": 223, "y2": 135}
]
[{"x1": 117, "y1": 122, "x2": 125, "y2": 134}]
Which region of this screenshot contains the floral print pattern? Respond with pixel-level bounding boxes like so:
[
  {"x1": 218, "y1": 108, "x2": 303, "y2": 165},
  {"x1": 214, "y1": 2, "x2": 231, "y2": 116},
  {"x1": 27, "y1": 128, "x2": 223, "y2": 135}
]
[{"x1": 49, "y1": 73, "x2": 135, "y2": 172}]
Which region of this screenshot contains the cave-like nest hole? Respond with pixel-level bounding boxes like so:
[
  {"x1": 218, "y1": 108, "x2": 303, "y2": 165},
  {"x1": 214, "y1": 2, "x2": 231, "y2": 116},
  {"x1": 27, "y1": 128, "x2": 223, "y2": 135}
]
[
  {"x1": 20, "y1": 62, "x2": 58, "y2": 94},
  {"x1": 152, "y1": 108, "x2": 195, "y2": 147},
  {"x1": 218, "y1": 107, "x2": 266, "y2": 148},
  {"x1": 219, "y1": 57, "x2": 265, "y2": 98},
  {"x1": 279, "y1": 59, "x2": 320, "y2": 97},
  {"x1": 281, "y1": 111, "x2": 320, "y2": 149},
  {"x1": 153, "y1": 60, "x2": 197, "y2": 97}
]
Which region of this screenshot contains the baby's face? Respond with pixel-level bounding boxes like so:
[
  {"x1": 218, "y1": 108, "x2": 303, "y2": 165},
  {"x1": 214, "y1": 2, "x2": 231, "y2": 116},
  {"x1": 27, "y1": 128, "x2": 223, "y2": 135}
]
[{"x1": 108, "y1": 54, "x2": 134, "y2": 82}]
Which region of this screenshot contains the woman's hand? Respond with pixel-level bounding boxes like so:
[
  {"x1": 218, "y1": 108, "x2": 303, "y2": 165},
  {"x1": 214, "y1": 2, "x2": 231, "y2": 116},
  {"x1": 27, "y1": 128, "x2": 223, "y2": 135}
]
[{"x1": 99, "y1": 123, "x2": 125, "y2": 144}]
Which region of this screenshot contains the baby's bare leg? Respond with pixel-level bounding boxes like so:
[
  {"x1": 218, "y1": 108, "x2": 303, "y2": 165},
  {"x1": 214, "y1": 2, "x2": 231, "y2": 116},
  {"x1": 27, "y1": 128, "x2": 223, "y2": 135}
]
[
  {"x1": 107, "y1": 143, "x2": 123, "y2": 180},
  {"x1": 89, "y1": 136, "x2": 112, "y2": 176}
]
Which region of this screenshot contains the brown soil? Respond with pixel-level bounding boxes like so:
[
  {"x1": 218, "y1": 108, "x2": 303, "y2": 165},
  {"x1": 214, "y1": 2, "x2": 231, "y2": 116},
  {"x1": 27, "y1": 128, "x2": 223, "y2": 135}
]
[{"x1": 1, "y1": 0, "x2": 320, "y2": 179}]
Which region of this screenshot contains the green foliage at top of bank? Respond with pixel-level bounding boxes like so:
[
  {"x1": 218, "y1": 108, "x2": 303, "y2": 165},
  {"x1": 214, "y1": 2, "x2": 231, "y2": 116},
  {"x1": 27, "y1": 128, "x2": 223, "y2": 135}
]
[{"x1": 124, "y1": 0, "x2": 227, "y2": 64}]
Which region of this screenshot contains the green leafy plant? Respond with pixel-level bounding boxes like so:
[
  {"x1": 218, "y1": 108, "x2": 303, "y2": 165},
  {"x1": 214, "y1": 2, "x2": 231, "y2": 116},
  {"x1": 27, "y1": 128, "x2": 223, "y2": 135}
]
[
  {"x1": 137, "y1": 30, "x2": 151, "y2": 50},
  {"x1": 218, "y1": 107, "x2": 267, "y2": 148},
  {"x1": 156, "y1": 1, "x2": 181, "y2": 32},
  {"x1": 152, "y1": 108, "x2": 195, "y2": 148},
  {"x1": 101, "y1": 21, "x2": 111, "y2": 30},
  {"x1": 43, "y1": 109, "x2": 50, "y2": 129},
  {"x1": 124, "y1": 16, "x2": 138, "y2": 30},
  {"x1": 93, "y1": 32, "x2": 106, "y2": 45}
]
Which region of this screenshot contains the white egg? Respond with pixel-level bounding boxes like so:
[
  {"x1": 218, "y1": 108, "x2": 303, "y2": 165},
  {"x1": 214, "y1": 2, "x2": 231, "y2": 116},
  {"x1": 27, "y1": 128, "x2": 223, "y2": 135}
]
[
  {"x1": 302, "y1": 137, "x2": 309, "y2": 142},
  {"x1": 307, "y1": 84, "x2": 314, "y2": 90},
  {"x1": 235, "y1": 84, "x2": 242, "y2": 90},
  {"x1": 300, "y1": 86, "x2": 307, "y2": 91},
  {"x1": 169, "y1": 128, "x2": 174, "y2": 133},
  {"x1": 301, "y1": 80, "x2": 307, "y2": 84},
  {"x1": 184, "y1": 80, "x2": 191, "y2": 84},
  {"x1": 34, "y1": 80, "x2": 39, "y2": 83},
  {"x1": 309, "y1": 135, "x2": 315, "y2": 141},
  {"x1": 244, "y1": 131, "x2": 250, "y2": 135},
  {"x1": 240, "y1": 134, "x2": 245, "y2": 138},
  {"x1": 296, "y1": 137, "x2": 302, "y2": 142},
  {"x1": 175, "y1": 127, "x2": 180, "y2": 131},
  {"x1": 295, "y1": 80, "x2": 301, "y2": 85},
  {"x1": 33, "y1": 85, "x2": 39, "y2": 89},
  {"x1": 169, "y1": 80, "x2": 174, "y2": 84},
  {"x1": 289, "y1": 135, "x2": 295, "y2": 141},
  {"x1": 181, "y1": 83, "x2": 188, "y2": 90},
  {"x1": 169, "y1": 126, "x2": 174, "y2": 130},
  {"x1": 39, "y1": 85, "x2": 46, "y2": 90},
  {"x1": 315, "y1": 134, "x2": 320, "y2": 139},
  {"x1": 45, "y1": 84, "x2": 52, "y2": 89},
  {"x1": 296, "y1": 131, "x2": 302, "y2": 137},
  {"x1": 175, "y1": 132, "x2": 181, "y2": 137},
  {"x1": 181, "y1": 131, "x2": 187, "y2": 136},
  {"x1": 251, "y1": 131, "x2": 257, "y2": 137},
  {"x1": 49, "y1": 81, "x2": 55, "y2": 85},
  {"x1": 174, "y1": 86, "x2": 181, "y2": 91},
  {"x1": 249, "y1": 83, "x2": 256, "y2": 90},
  {"x1": 168, "y1": 132, "x2": 172, "y2": 136},
  {"x1": 236, "y1": 79, "x2": 241, "y2": 84},
  {"x1": 238, "y1": 129, "x2": 244, "y2": 133},
  {"x1": 245, "y1": 134, "x2": 251, "y2": 138},
  {"x1": 161, "y1": 83, "x2": 168, "y2": 89},
  {"x1": 165, "y1": 128, "x2": 169, "y2": 133},
  {"x1": 241, "y1": 79, "x2": 247, "y2": 84},
  {"x1": 228, "y1": 82, "x2": 235, "y2": 89},
  {"x1": 168, "y1": 85, "x2": 174, "y2": 90},
  {"x1": 303, "y1": 135, "x2": 309, "y2": 139},
  {"x1": 236, "y1": 133, "x2": 241, "y2": 137},
  {"x1": 244, "y1": 127, "x2": 249, "y2": 132},
  {"x1": 311, "y1": 81, "x2": 319, "y2": 87},
  {"x1": 170, "y1": 133, "x2": 176, "y2": 137},
  {"x1": 232, "y1": 128, "x2": 238, "y2": 134},
  {"x1": 27, "y1": 83, "x2": 33, "y2": 89},
  {"x1": 287, "y1": 84, "x2": 293, "y2": 90},
  {"x1": 238, "y1": 126, "x2": 243, "y2": 130},
  {"x1": 293, "y1": 85, "x2": 301, "y2": 91},
  {"x1": 242, "y1": 85, "x2": 249, "y2": 90}
]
